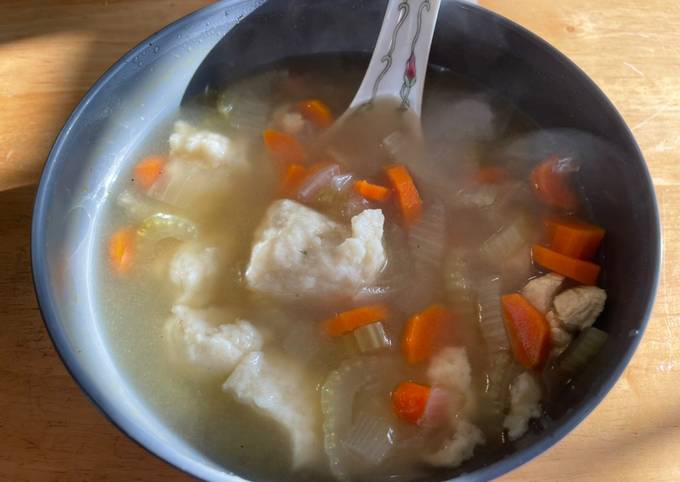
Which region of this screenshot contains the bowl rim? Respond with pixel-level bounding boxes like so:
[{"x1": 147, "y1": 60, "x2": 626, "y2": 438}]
[{"x1": 31, "y1": 1, "x2": 661, "y2": 481}]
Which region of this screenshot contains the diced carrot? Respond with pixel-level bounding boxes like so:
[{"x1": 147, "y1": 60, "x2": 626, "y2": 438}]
[
  {"x1": 392, "y1": 381, "x2": 431, "y2": 424},
  {"x1": 324, "y1": 304, "x2": 389, "y2": 337},
  {"x1": 402, "y1": 304, "x2": 452, "y2": 364},
  {"x1": 545, "y1": 217, "x2": 605, "y2": 260},
  {"x1": 263, "y1": 129, "x2": 308, "y2": 165},
  {"x1": 279, "y1": 163, "x2": 308, "y2": 197},
  {"x1": 501, "y1": 293, "x2": 551, "y2": 369},
  {"x1": 532, "y1": 244, "x2": 601, "y2": 285},
  {"x1": 297, "y1": 99, "x2": 333, "y2": 128},
  {"x1": 108, "y1": 227, "x2": 136, "y2": 275},
  {"x1": 384, "y1": 164, "x2": 422, "y2": 226},
  {"x1": 133, "y1": 156, "x2": 165, "y2": 189},
  {"x1": 354, "y1": 179, "x2": 392, "y2": 202},
  {"x1": 475, "y1": 166, "x2": 507, "y2": 184},
  {"x1": 530, "y1": 155, "x2": 580, "y2": 210}
]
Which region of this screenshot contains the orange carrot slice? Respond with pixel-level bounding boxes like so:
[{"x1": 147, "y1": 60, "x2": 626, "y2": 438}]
[
  {"x1": 263, "y1": 129, "x2": 308, "y2": 165},
  {"x1": 324, "y1": 304, "x2": 389, "y2": 337},
  {"x1": 532, "y1": 244, "x2": 601, "y2": 285},
  {"x1": 392, "y1": 381, "x2": 431, "y2": 424},
  {"x1": 108, "y1": 227, "x2": 136, "y2": 275},
  {"x1": 297, "y1": 99, "x2": 333, "y2": 128},
  {"x1": 501, "y1": 293, "x2": 551, "y2": 369},
  {"x1": 385, "y1": 164, "x2": 422, "y2": 226},
  {"x1": 545, "y1": 217, "x2": 605, "y2": 260},
  {"x1": 279, "y1": 163, "x2": 308, "y2": 197},
  {"x1": 133, "y1": 156, "x2": 165, "y2": 189},
  {"x1": 354, "y1": 179, "x2": 392, "y2": 202},
  {"x1": 530, "y1": 155, "x2": 580, "y2": 210},
  {"x1": 402, "y1": 304, "x2": 452, "y2": 364}
]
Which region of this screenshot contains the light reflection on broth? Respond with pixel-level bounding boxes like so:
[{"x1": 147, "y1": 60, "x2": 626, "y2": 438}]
[{"x1": 98, "y1": 56, "x2": 609, "y2": 481}]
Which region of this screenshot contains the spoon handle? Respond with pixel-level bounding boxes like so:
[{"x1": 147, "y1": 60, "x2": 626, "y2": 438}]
[{"x1": 349, "y1": 0, "x2": 441, "y2": 116}]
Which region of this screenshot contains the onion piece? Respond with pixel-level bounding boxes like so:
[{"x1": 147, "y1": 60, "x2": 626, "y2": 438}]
[
  {"x1": 480, "y1": 214, "x2": 532, "y2": 264},
  {"x1": 353, "y1": 322, "x2": 391, "y2": 353},
  {"x1": 477, "y1": 278, "x2": 510, "y2": 352},
  {"x1": 298, "y1": 164, "x2": 341, "y2": 201},
  {"x1": 321, "y1": 357, "x2": 398, "y2": 480},
  {"x1": 444, "y1": 249, "x2": 472, "y2": 294},
  {"x1": 146, "y1": 160, "x2": 204, "y2": 208},
  {"x1": 408, "y1": 200, "x2": 447, "y2": 270},
  {"x1": 343, "y1": 412, "x2": 395, "y2": 466},
  {"x1": 456, "y1": 184, "x2": 500, "y2": 208}
]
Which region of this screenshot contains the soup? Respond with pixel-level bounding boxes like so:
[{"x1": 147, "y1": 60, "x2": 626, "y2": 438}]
[{"x1": 99, "y1": 56, "x2": 609, "y2": 481}]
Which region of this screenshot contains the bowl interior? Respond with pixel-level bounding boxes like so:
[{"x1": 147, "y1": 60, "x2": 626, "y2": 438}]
[{"x1": 32, "y1": 1, "x2": 660, "y2": 481}]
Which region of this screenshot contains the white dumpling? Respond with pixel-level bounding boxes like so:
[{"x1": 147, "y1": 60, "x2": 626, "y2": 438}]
[
  {"x1": 245, "y1": 200, "x2": 386, "y2": 300},
  {"x1": 503, "y1": 372, "x2": 542, "y2": 441},
  {"x1": 164, "y1": 305, "x2": 262, "y2": 376},
  {"x1": 169, "y1": 242, "x2": 221, "y2": 307},
  {"x1": 223, "y1": 351, "x2": 320, "y2": 469},
  {"x1": 422, "y1": 420, "x2": 485, "y2": 468},
  {"x1": 427, "y1": 347, "x2": 472, "y2": 394},
  {"x1": 169, "y1": 120, "x2": 244, "y2": 168}
]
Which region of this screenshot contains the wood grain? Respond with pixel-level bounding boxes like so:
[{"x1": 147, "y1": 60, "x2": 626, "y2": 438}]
[{"x1": 1, "y1": 0, "x2": 679, "y2": 480}]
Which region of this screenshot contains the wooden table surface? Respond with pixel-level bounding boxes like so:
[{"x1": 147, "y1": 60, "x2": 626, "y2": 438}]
[{"x1": 1, "y1": 0, "x2": 679, "y2": 480}]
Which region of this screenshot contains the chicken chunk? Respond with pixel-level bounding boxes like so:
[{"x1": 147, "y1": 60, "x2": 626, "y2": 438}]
[
  {"x1": 170, "y1": 242, "x2": 221, "y2": 307},
  {"x1": 169, "y1": 120, "x2": 243, "y2": 168},
  {"x1": 422, "y1": 420, "x2": 485, "y2": 468},
  {"x1": 546, "y1": 311, "x2": 573, "y2": 357},
  {"x1": 164, "y1": 305, "x2": 262, "y2": 376},
  {"x1": 503, "y1": 372, "x2": 542, "y2": 441},
  {"x1": 245, "y1": 200, "x2": 386, "y2": 300},
  {"x1": 520, "y1": 273, "x2": 565, "y2": 314},
  {"x1": 223, "y1": 351, "x2": 320, "y2": 469},
  {"x1": 553, "y1": 286, "x2": 607, "y2": 332}
]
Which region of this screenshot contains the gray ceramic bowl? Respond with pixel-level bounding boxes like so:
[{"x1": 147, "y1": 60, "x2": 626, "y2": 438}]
[{"x1": 32, "y1": 0, "x2": 660, "y2": 480}]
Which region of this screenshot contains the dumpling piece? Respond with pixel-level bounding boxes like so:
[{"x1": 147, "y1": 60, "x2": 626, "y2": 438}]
[
  {"x1": 426, "y1": 347, "x2": 477, "y2": 420},
  {"x1": 503, "y1": 372, "x2": 542, "y2": 441},
  {"x1": 427, "y1": 347, "x2": 472, "y2": 394},
  {"x1": 422, "y1": 420, "x2": 485, "y2": 468},
  {"x1": 169, "y1": 242, "x2": 221, "y2": 307},
  {"x1": 223, "y1": 351, "x2": 320, "y2": 469},
  {"x1": 169, "y1": 120, "x2": 243, "y2": 168},
  {"x1": 553, "y1": 286, "x2": 607, "y2": 332},
  {"x1": 520, "y1": 273, "x2": 564, "y2": 314},
  {"x1": 148, "y1": 121, "x2": 249, "y2": 216},
  {"x1": 164, "y1": 305, "x2": 262, "y2": 376},
  {"x1": 245, "y1": 200, "x2": 386, "y2": 300}
]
